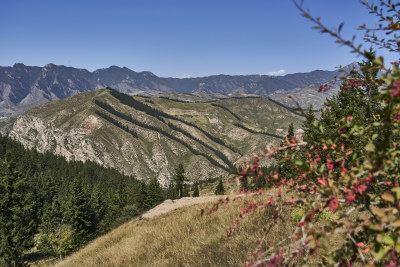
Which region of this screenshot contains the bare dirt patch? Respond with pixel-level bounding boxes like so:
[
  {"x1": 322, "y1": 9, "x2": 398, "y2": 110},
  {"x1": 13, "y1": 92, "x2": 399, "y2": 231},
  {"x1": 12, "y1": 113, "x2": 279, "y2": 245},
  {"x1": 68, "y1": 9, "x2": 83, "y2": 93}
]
[{"x1": 141, "y1": 196, "x2": 221, "y2": 220}]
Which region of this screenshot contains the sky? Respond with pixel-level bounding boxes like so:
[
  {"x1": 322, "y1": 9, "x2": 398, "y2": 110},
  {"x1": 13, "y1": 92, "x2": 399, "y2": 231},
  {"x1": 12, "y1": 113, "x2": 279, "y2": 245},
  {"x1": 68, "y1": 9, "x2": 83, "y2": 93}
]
[{"x1": 0, "y1": 0, "x2": 394, "y2": 77}]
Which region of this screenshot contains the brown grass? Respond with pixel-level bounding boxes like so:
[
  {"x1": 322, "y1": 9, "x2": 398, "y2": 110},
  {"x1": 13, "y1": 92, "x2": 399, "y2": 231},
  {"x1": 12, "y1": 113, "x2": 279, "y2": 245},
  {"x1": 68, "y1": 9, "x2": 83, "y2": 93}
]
[
  {"x1": 53, "y1": 191, "x2": 347, "y2": 267},
  {"x1": 53, "y1": 194, "x2": 298, "y2": 267}
]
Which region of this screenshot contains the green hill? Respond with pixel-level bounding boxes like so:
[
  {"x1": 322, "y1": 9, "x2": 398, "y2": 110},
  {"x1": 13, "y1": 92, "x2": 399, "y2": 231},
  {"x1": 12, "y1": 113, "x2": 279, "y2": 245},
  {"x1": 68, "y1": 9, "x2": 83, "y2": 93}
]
[{"x1": 1, "y1": 88, "x2": 303, "y2": 185}]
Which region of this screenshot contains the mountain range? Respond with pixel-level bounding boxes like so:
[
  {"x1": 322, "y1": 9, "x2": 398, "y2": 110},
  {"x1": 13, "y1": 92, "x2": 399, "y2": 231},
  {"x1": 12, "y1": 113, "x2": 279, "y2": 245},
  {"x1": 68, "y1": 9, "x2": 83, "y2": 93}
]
[{"x1": 0, "y1": 63, "x2": 351, "y2": 117}]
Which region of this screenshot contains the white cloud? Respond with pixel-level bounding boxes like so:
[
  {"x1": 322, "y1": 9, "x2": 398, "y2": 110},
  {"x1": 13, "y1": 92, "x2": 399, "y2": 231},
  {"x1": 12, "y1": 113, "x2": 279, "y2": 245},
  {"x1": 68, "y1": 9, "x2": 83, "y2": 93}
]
[
  {"x1": 179, "y1": 74, "x2": 191, "y2": 79},
  {"x1": 266, "y1": 69, "x2": 285, "y2": 76}
]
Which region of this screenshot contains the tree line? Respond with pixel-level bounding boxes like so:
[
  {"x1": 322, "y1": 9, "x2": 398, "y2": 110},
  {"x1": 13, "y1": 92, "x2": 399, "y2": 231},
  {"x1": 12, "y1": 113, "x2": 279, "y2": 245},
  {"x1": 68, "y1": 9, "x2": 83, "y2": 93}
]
[{"x1": 0, "y1": 135, "x2": 187, "y2": 265}]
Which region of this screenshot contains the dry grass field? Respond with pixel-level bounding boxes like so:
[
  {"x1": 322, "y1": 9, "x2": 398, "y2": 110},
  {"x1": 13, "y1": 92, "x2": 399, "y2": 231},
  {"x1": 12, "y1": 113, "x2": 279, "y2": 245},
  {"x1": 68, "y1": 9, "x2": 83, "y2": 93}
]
[
  {"x1": 53, "y1": 194, "x2": 290, "y2": 266},
  {"x1": 49, "y1": 189, "x2": 344, "y2": 267}
]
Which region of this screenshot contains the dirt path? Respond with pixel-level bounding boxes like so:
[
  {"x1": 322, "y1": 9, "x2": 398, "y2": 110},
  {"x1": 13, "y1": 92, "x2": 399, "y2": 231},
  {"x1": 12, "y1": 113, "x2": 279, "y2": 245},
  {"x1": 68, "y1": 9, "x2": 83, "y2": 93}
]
[{"x1": 141, "y1": 196, "x2": 222, "y2": 220}]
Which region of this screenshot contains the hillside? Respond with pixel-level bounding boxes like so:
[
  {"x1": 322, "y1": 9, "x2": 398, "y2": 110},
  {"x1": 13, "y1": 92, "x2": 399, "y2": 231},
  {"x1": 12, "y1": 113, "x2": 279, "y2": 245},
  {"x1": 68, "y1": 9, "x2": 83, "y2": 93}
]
[
  {"x1": 53, "y1": 191, "x2": 338, "y2": 267},
  {"x1": 0, "y1": 88, "x2": 303, "y2": 185},
  {"x1": 54, "y1": 194, "x2": 283, "y2": 267},
  {"x1": 0, "y1": 63, "x2": 344, "y2": 116}
]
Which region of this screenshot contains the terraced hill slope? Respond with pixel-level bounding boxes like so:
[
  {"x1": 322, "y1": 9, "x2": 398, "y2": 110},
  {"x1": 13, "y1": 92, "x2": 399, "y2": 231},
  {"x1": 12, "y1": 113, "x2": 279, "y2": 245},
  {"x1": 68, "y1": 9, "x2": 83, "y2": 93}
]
[{"x1": 0, "y1": 88, "x2": 303, "y2": 185}]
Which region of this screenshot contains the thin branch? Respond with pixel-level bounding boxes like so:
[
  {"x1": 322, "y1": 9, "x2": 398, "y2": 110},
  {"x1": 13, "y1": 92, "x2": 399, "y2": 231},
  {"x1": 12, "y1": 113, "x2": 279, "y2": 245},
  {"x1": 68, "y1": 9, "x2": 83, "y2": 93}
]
[{"x1": 347, "y1": 233, "x2": 366, "y2": 264}]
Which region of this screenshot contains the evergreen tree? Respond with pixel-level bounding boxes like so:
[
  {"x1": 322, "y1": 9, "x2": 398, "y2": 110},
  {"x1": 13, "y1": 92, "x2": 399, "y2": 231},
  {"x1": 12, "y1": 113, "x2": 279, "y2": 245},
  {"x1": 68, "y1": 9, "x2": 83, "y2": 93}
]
[
  {"x1": 39, "y1": 198, "x2": 62, "y2": 238},
  {"x1": 90, "y1": 185, "x2": 107, "y2": 235},
  {"x1": 144, "y1": 178, "x2": 164, "y2": 209},
  {"x1": 116, "y1": 177, "x2": 128, "y2": 209},
  {"x1": 239, "y1": 176, "x2": 248, "y2": 192},
  {"x1": 38, "y1": 198, "x2": 73, "y2": 260},
  {"x1": 0, "y1": 153, "x2": 36, "y2": 266},
  {"x1": 360, "y1": 58, "x2": 381, "y2": 119},
  {"x1": 253, "y1": 176, "x2": 266, "y2": 190},
  {"x1": 276, "y1": 123, "x2": 299, "y2": 179},
  {"x1": 0, "y1": 135, "x2": 152, "y2": 259},
  {"x1": 100, "y1": 191, "x2": 122, "y2": 230},
  {"x1": 165, "y1": 180, "x2": 178, "y2": 200},
  {"x1": 181, "y1": 185, "x2": 190, "y2": 197},
  {"x1": 66, "y1": 175, "x2": 93, "y2": 250},
  {"x1": 302, "y1": 105, "x2": 317, "y2": 143},
  {"x1": 134, "y1": 181, "x2": 148, "y2": 211},
  {"x1": 192, "y1": 183, "x2": 200, "y2": 197},
  {"x1": 215, "y1": 177, "x2": 225, "y2": 195},
  {"x1": 172, "y1": 164, "x2": 188, "y2": 198},
  {"x1": 286, "y1": 122, "x2": 294, "y2": 139},
  {"x1": 315, "y1": 66, "x2": 381, "y2": 155}
]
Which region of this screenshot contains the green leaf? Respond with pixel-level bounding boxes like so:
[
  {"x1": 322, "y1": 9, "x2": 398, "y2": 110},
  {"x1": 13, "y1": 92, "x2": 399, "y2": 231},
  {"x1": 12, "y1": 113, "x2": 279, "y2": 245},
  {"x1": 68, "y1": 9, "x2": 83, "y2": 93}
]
[
  {"x1": 391, "y1": 187, "x2": 400, "y2": 199},
  {"x1": 295, "y1": 161, "x2": 304, "y2": 166},
  {"x1": 319, "y1": 164, "x2": 326, "y2": 173},
  {"x1": 365, "y1": 143, "x2": 376, "y2": 152},
  {"x1": 368, "y1": 224, "x2": 384, "y2": 231},
  {"x1": 382, "y1": 235, "x2": 395, "y2": 246},
  {"x1": 373, "y1": 57, "x2": 383, "y2": 66},
  {"x1": 373, "y1": 245, "x2": 386, "y2": 261}
]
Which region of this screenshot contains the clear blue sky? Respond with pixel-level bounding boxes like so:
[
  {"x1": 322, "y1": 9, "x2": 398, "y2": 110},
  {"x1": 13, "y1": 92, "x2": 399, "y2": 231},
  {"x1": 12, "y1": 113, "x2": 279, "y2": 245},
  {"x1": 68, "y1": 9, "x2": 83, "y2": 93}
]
[{"x1": 0, "y1": 0, "x2": 390, "y2": 77}]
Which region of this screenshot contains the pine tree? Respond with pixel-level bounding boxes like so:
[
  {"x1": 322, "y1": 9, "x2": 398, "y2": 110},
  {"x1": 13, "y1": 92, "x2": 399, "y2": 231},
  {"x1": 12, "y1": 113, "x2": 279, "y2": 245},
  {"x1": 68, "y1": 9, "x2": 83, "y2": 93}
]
[
  {"x1": 276, "y1": 123, "x2": 299, "y2": 179},
  {"x1": 116, "y1": 177, "x2": 127, "y2": 209},
  {"x1": 181, "y1": 185, "x2": 190, "y2": 197},
  {"x1": 66, "y1": 175, "x2": 93, "y2": 250},
  {"x1": 144, "y1": 178, "x2": 164, "y2": 209},
  {"x1": 215, "y1": 177, "x2": 225, "y2": 195},
  {"x1": 172, "y1": 164, "x2": 188, "y2": 198},
  {"x1": 134, "y1": 181, "x2": 148, "y2": 211},
  {"x1": 302, "y1": 105, "x2": 318, "y2": 143},
  {"x1": 90, "y1": 185, "x2": 106, "y2": 235},
  {"x1": 100, "y1": 191, "x2": 121, "y2": 230},
  {"x1": 165, "y1": 180, "x2": 178, "y2": 200},
  {"x1": 315, "y1": 67, "x2": 381, "y2": 155},
  {"x1": 192, "y1": 183, "x2": 200, "y2": 197},
  {"x1": 0, "y1": 153, "x2": 36, "y2": 266},
  {"x1": 254, "y1": 176, "x2": 266, "y2": 190},
  {"x1": 239, "y1": 177, "x2": 248, "y2": 192},
  {"x1": 360, "y1": 58, "x2": 381, "y2": 119},
  {"x1": 39, "y1": 198, "x2": 73, "y2": 260},
  {"x1": 286, "y1": 122, "x2": 294, "y2": 139}
]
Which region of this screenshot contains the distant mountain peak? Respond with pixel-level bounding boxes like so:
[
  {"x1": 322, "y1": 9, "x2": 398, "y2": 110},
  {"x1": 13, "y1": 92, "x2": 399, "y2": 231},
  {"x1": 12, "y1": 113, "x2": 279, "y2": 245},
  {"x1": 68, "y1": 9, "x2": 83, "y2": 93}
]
[
  {"x1": 0, "y1": 63, "x2": 346, "y2": 117},
  {"x1": 13, "y1": 63, "x2": 26, "y2": 68}
]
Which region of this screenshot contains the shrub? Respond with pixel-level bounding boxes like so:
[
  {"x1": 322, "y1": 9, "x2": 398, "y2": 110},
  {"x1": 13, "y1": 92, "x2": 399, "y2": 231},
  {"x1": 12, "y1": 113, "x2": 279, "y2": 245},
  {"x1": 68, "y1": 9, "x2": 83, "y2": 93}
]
[{"x1": 211, "y1": 1, "x2": 400, "y2": 265}]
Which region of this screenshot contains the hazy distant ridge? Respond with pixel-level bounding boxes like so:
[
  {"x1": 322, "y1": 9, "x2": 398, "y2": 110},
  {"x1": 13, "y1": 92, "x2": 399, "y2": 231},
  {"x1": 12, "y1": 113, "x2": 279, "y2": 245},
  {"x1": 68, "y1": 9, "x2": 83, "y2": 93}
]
[{"x1": 0, "y1": 63, "x2": 345, "y2": 116}]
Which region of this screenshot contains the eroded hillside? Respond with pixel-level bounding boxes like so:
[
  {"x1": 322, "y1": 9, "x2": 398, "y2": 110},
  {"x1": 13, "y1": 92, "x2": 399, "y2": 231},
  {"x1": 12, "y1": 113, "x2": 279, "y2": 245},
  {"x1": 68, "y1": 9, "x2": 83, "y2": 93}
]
[{"x1": 0, "y1": 88, "x2": 303, "y2": 185}]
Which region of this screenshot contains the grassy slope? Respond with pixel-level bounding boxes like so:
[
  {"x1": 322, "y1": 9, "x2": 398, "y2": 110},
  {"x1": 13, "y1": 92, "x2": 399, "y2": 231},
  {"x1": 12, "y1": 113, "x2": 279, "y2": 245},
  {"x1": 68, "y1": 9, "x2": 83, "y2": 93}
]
[
  {"x1": 53, "y1": 186, "x2": 342, "y2": 267},
  {"x1": 149, "y1": 95, "x2": 301, "y2": 156},
  {"x1": 55, "y1": 194, "x2": 290, "y2": 267}
]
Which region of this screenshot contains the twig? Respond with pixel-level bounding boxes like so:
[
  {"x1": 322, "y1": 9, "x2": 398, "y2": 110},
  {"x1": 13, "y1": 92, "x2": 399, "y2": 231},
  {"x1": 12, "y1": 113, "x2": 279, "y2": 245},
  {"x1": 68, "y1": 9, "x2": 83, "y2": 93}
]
[{"x1": 347, "y1": 233, "x2": 366, "y2": 264}]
